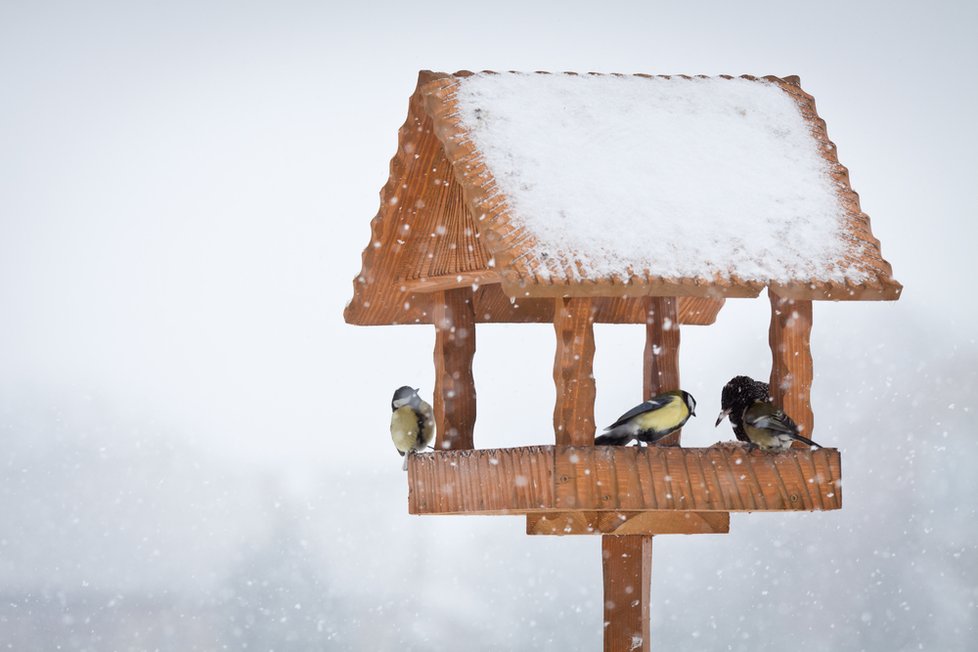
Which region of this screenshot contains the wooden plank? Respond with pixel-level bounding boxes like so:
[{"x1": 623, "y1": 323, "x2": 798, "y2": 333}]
[
  {"x1": 644, "y1": 296, "x2": 682, "y2": 446},
  {"x1": 554, "y1": 444, "x2": 841, "y2": 512},
  {"x1": 527, "y1": 511, "x2": 729, "y2": 535},
  {"x1": 433, "y1": 287, "x2": 476, "y2": 450},
  {"x1": 768, "y1": 291, "x2": 814, "y2": 444},
  {"x1": 408, "y1": 445, "x2": 841, "y2": 514},
  {"x1": 407, "y1": 446, "x2": 555, "y2": 514},
  {"x1": 602, "y1": 535, "x2": 652, "y2": 652},
  {"x1": 553, "y1": 297, "x2": 597, "y2": 446},
  {"x1": 402, "y1": 271, "x2": 501, "y2": 293},
  {"x1": 350, "y1": 279, "x2": 725, "y2": 326}
]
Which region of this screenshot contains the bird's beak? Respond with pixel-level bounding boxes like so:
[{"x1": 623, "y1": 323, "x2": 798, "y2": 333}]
[
  {"x1": 715, "y1": 409, "x2": 730, "y2": 427},
  {"x1": 691, "y1": 407, "x2": 697, "y2": 417}
]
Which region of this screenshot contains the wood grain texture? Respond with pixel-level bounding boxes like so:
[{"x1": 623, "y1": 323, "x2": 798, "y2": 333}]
[
  {"x1": 768, "y1": 291, "x2": 814, "y2": 443},
  {"x1": 407, "y1": 446, "x2": 555, "y2": 514},
  {"x1": 526, "y1": 511, "x2": 729, "y2": 536},
  {"x1": 433, "y1": 288, "x2": 477, "y2": 450},
  {"x1": 644, "y1": 296, "x2": 682, "y2": 446},
  {"x1": 602, "y1": 536, "x2": 652, "y2": 652},
  {"x1": 343, "y1": 71, "x2": 495, "y2": 328},
  {"x1": 553, "y1": 297, "x2": 597, "y2": 446},
  {"x1": 554, "y1": 444, "x2": 840, "y2": 511},
  {"x1": 407, "y1": 444, "x2": 841, "y2": 514}
]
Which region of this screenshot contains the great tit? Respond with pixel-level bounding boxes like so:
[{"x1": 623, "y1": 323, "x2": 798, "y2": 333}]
[
  {"x1": 715, "y1": 375, "x2": 771, "y2": 443},
  {"x1": 741, "y1": 399, "x2": 823, "y2": 451},
  {"x1": 594, "y1": 390, "x2": 696, "y2": 446},
  {"x1": 390, "y1": 386, "x2": 434, "y2": 470}
]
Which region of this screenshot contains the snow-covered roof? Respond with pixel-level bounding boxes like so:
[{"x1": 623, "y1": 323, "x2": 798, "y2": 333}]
[
  {"x1": 423, "y1": 71, "x2": 900, "y2": 301},
  {"x1": 344, "y1": 71, "x2": 899, "y2": 328}
]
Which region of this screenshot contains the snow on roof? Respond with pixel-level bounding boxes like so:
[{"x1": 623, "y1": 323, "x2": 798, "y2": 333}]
[{"x1": 422, "y1": 72, "x2": 900, "y2": 300}]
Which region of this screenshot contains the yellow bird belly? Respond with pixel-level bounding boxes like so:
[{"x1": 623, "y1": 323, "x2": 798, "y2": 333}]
[
  {"x1": 635, "y1": 398, "x2": 688, "y2": 433},
  {"x1": 391, "y1": 406, "x2": 420, "y2": 453}
]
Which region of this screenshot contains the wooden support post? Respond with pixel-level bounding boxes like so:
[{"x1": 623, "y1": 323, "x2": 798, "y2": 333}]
[
  {"x1": 768, "y1": 291, "x2": 814, "y2": 442},
  {"x1": 644, "y1": 296, "x2": 681, "y2": 446},
  {"x1": 553, "y1": 297, "x2": 597, "y2": 446},
  {"x1": 433, "y1": 287, "x2": 476, "y2": 450},
  {"x1": 603, "y1": 535, "x2": 652, "y2": 652}
]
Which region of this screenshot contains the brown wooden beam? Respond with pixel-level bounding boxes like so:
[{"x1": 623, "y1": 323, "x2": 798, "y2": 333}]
[
  {"x1": 407, "y1": 445, "x2": 842, "y2": 515},
  {"x1": 433, "y1": 287, "x2": 476, "y2": 450},
  {"x1": 603, "y1": 535, "x2": 652, "y2": 652},
  {"x1": 553, "y1": 297, "x2": 597, "y2": 446},
  {"x1": 644, "y1": 296, "x2": 682, "y2": 446},
  {"x1": 768, "y1": 291, "x2": 814, "y2": 443},
  {"x1": 527, "y1": 511, "x2": 729, "y2": 536}
]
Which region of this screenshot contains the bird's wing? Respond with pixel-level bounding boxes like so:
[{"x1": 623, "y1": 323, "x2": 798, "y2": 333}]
[
  {"x1": 606, "y1": 396, "x2": 673, "y2": 431},
  {"x1": 746, "y1": 411, "x2": 798, "y2": 437}
]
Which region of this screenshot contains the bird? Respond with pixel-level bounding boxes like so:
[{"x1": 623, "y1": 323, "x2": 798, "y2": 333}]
[
  {"x1": 715, "y1": 375, "x2": 771, "y2": 443},
  {"x1": 594, "y1": 390, "x2": 696, "y2": 446},
  {"x1": 390, "y1": 386, "x2": 434, "y2": 470},
  {"x1": 740, "y1": 399, "x2": 823, "y2": 451}
]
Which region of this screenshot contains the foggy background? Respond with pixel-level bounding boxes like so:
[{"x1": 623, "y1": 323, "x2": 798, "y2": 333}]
[{"x1": 1, "y1": 1, "x2": 976, "y2": 649}]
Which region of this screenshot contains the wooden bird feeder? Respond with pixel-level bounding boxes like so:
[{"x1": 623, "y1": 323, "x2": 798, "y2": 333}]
[{"x1": 345, "y1": 71, "x2": 901, "y2": 650}]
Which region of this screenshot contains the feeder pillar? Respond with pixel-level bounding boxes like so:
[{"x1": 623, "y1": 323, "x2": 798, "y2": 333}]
[
  {"x1": 603, "y1": 535, "x2": 653, "y2": 652},
  {"x1": 433, "y1": 287, "x2": 476, "y2": 450},
  {"x1": 643, "y1": 296, "x2": 682, "y2": 445},
  {"x1": 553, "y1": 297, "x2": 597, "y2": 446},
  {"x1": 768, "y1": 290, "x2": 814, "y2": 440}
]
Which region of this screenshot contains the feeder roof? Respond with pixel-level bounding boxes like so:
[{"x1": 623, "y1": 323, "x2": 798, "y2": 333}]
[{"x1": 344, "y1": 71, "x2": 899, "y2": 326}]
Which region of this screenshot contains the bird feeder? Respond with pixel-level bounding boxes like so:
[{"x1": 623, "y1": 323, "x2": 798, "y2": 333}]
[{"x1": 344, "y1": 71, "x2": 901, "y2": 650}]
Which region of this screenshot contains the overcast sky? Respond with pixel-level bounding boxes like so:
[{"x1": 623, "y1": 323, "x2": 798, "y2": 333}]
[{"x1": 1, "y1": 1, "x2": 976, "y2": 648}]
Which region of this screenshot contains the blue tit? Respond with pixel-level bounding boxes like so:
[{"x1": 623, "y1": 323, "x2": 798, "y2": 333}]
[
  {"x1": 390, "y1": 386, "x2": 435, "y2": 470},
  {"x1": 741, "y1": 399, "x2": 823, "y2": 451},
  {"x1": 715, "y1": 375, "x2": 771, "y2": 443},
  {"x1": 595, "y1": 390, "x2": 696, "y2": 446}
]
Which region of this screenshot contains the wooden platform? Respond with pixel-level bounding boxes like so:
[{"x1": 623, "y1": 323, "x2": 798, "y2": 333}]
[{"x1": 407, "y1": 444, "x2": 841, "y2": 516}]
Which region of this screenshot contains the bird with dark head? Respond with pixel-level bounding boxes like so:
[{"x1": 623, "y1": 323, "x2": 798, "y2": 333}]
[
  {"x1": 716, "y1": 375, "x2": 771, "y2": 443},
  {"x1": 740, "y1": 399, "x2": 823, "y2": 451},
  {"x1": 390, "y1": 386, "x2": 434, "y2": 470},
  {"x1": 595, "y1": 390, "x2": 696, "y2": 446}
]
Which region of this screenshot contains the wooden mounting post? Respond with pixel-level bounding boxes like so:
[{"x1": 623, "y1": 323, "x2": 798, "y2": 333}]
[
  {"x1": 644, "y1": 296, "x2": 681, "y2": 446},
  {"x1": 553, "y1": 297, "x2": 597, "y2": 446},
  {"x1": 433, "y1": 287, "x2": 476, "y2": 450},
  {"x1": 603, "y1": 535, "x2": 652, "y2": 652},
  {"x1": 768, "y1": 291, "x2": 814, "y2": 442}
]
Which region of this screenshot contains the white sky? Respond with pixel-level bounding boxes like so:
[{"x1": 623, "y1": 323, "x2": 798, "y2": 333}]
[
  {"x1": 1, "y1": 2, "x2": 977, "y2": 649},
  {"x1": 1, "y1": 0, "x2": 975, "y2": 475}
]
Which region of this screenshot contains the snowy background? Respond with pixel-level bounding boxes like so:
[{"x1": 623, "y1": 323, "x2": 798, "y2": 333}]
[{"x1": 1, "y1": 1, "x2": 976, "y2": 650}]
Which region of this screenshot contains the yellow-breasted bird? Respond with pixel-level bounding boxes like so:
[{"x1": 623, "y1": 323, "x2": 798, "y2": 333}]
[
  {"x1": 741, "y1": 399, "x2": 823, "y2": 451},
  {"x1": 390, "y1": 386, "x2": 434, "y2": 470},
  {"x1": 594, "y1": 390, "x2": 696, "y2": 446},
  {"x1": 715, "y1": 375, "x2": 771, "y2": 443}
]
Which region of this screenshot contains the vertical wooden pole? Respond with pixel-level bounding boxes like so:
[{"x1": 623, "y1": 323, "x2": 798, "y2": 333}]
[
  {"x1": 433, "y1": 287, "x2": 476, "y2": 450},
  {"x1": 643, "y1": 296, "x2": 681, "y2": 446},
  {"x1": 598, "y1": 296, "x2": 680, "y2": 651},
  {"x1": 603, "y1": 535, "x2": 652, "y2": 652},
  {"x1": 768, "y1": 290, "x2": 814, "y2": 441},
  {"x1": 553, "y1": 297, "x2": 596, "y2": 446}
]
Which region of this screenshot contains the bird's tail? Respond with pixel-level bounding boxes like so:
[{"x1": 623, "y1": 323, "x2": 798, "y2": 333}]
[
  {"x1": 791, "y1": 433, "x2": 823, "y2": 449},
  {"x1": 594, "y1": 433, "x2": 626, "y2": 446},
  {"x1": 402, "y1": 453, "x2": 409, "y2": 471}
]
